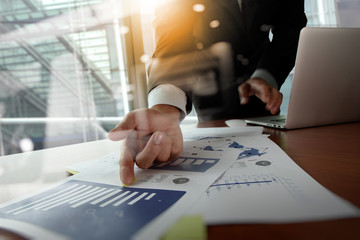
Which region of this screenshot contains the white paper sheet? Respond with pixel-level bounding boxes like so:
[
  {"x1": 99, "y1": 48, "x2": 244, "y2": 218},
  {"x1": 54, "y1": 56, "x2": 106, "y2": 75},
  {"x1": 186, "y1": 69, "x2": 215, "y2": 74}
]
[
  {"x1": 0, "y1": 139, "x2": 239, "y2": 240},
  {"x1": 67, "y1": 126, "x2": 360, "y2": 224},
  {"x1": 184, "y1": 133, "x2": 360, "y2": 224},
  {"x1": 181, "y1": 126, "x2": 264, "y2": 141},
  {"x1": 1, "y1": 125, "x2": 358, "y2": 240}
]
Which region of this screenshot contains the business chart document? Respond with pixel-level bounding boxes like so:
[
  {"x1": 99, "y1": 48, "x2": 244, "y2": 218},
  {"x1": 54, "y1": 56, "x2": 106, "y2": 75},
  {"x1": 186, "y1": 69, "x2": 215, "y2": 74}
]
[
  {"x1": 0, "y1": 126, "x2": 359, "y2": 239},
  {"x1": 67, "y1": 126, "x2": 360, "y2": 224},
  {"x1": 181, "y1": 127, "x2": 360, "y2": 224},
  {"x1": 0, "y1": 140, "x2": 239, "y2": 240}
]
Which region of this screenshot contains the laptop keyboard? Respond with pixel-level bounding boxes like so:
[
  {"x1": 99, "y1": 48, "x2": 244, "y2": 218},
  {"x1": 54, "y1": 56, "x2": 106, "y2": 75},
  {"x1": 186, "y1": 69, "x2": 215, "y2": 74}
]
[{"x1": 270, "y1": 118, "x2": 286, "y2": 123}]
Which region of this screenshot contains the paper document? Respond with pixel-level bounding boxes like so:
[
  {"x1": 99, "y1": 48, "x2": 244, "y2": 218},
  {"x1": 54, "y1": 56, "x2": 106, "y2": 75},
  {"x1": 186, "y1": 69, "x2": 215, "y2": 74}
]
[
  {"x1": 0, "y1": 140, "x2": 239, "y2": 240},
  {"x1": 0, "y1": 126, "x2": 359, "y2": 240},
  {"x1": 181, "y1": 129, "x2": 360, "y2": 224}
]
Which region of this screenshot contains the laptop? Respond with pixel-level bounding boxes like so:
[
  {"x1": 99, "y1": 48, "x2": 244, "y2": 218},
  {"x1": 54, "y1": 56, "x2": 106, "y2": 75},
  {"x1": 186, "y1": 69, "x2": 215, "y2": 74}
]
[{"x1": 244, "y1": 27, "x2": 360, "y2": 129}]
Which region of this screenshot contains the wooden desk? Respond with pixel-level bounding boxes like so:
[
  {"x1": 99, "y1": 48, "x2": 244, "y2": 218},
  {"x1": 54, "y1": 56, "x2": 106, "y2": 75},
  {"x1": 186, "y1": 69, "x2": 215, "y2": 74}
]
[
  {"x1": 198, "y1": 121, "x2": 360, "y2": 240},
  {"x1": 1, "y1": 122, "x2": 359, "y2": 239}
]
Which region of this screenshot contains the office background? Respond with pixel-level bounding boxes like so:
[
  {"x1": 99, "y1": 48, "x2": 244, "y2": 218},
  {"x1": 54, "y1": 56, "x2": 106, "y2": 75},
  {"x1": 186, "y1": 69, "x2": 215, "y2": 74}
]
[{"x1": 0, "y1": 0, "x2": 359, "y2": 156}]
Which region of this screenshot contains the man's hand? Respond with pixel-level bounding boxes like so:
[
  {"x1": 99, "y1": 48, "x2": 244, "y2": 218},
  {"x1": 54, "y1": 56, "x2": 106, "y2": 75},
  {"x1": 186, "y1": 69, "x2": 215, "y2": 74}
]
[
  {"x1": 108, "y1": 105, "x2": 183, "y2": 186},
  {"x1": 238, "y1": 78, "x2": 283, "y2": 115}
]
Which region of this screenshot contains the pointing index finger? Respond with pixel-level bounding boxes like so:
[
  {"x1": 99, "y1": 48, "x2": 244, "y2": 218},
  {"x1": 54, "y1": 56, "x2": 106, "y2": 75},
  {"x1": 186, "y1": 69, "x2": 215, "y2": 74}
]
[{"x1": 119, "y1": 138, "x2": 136, "y2": 186}]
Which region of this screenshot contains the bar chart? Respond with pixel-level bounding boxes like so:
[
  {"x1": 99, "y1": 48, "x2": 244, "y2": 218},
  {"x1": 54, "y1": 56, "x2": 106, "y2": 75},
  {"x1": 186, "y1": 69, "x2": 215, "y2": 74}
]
[
  {"x1": 150, "y1": 156, "x2": 219, "y2": 172},
  {"x1": 0, "y1": 180, "x2": 186, "y2": 239}
]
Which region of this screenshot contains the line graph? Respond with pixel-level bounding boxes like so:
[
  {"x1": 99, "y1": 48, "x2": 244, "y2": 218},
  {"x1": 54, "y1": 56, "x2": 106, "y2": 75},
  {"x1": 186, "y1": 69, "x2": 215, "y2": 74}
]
[
  {"x1": 211, "y1": 180, "x2": 273, "y2": 188},
  {"x1": 205, "y1": 173, "x2": 309, "y2": 203},
  {"x1": 206, "y1": 174, "x2": 277, "y2": 196}
]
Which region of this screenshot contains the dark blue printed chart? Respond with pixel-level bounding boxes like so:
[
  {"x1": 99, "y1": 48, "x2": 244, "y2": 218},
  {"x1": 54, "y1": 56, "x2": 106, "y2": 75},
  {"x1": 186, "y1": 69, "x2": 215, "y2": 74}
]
[
  {"x1": 0, "y1": 180, "x2": 186, "y2": 240},
  {"x1": 150, "y1": 156, "x2": 219, "y2": 172},
  {"x1": 199, "y1": 140, "x2": 267, "y2": 160}
]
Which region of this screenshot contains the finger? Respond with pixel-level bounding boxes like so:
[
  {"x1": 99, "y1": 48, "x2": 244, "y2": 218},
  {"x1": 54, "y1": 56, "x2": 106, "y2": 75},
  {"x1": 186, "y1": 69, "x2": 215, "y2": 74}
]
[
  {"x1": 267, "y1": 90, "x2": 283, "y2": 114},
  {"x1": 154, "y1": 134, "x2": 172, "y2": 162},
  {"x1": 253, "y1": 83, "x2": 272, "y2": 104},
  {"x1": 135, "y1": 132, "x2": 164, "y2": 169},
  {"x1": 108, "y1": 128, "x2": 133, "y2": 141},
  {"x1": 108, "y1": 112, "x2": 137, "y2": 141},
  {"x1": 119, "y1": 139, "x2": 136, "y2": 185},
  {"x1": 272, "y1": 92, "x2": 283, "y2": 114},
  {"x1": 272, "y1": 91, "x2": 283, "y2": 113},
  {"x1": 168, "y1": 135, "x2": 183, "y2": 161},
  {"x1": 156, "y1": 132, "x2": 183, "y2": 162},
  {"x1": 135, "y1": 131, "x2": 183, "y2": 169},
  {"x1": 238, "y1": 83, "x2": 252, "y2": 105},
  {"x1": 265, "y1": 89, "x2": 277, "y2": 110}
]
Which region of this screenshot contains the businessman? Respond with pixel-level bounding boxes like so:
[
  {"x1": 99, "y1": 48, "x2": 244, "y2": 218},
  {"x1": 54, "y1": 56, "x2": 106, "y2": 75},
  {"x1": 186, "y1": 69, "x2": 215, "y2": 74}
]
[{"x1": 109, "y1": 0, "x2": 307, "y2": 185}]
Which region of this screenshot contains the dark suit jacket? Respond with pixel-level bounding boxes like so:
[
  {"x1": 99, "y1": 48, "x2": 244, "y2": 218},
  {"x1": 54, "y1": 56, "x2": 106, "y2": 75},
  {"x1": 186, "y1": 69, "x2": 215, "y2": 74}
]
[{"x1": 148, "y1": 0, "x2": 307, "y2": 121}]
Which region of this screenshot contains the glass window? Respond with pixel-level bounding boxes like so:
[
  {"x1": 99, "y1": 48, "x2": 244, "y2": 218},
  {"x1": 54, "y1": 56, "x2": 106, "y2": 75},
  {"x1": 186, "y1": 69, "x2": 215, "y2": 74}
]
[
  {"x1": 1, "y1": 0, "x2": 360, "y2": 156},
  {"x1": 0, "y1": 0, "x2": 147, "y2": 155}
]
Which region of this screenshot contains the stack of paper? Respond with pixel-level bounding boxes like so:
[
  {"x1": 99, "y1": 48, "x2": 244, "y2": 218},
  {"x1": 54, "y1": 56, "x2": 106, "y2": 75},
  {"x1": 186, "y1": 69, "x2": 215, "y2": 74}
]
[{"x1": 0, "y1": 126, "x2": 359, "y2": 240}]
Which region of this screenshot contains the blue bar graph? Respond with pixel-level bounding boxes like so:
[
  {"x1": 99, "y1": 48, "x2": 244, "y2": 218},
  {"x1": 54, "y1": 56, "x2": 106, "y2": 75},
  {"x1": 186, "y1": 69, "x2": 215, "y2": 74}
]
[
  {"x1": 150, "y1": 156, "x2": 219, "y2": 172},
  {"x1": 0, "y1": 180, "x2": 186, "y2": 240}
]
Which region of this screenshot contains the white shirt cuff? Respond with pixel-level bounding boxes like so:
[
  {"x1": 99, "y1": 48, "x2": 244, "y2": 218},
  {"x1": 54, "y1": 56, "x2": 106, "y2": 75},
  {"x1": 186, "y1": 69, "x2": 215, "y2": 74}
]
[
  {"x1": 251, "y1": 68, "x2": 278, "y2": 89},
  {"x1": 148, "y1": 84, "x2": 187, "y2": 117}
]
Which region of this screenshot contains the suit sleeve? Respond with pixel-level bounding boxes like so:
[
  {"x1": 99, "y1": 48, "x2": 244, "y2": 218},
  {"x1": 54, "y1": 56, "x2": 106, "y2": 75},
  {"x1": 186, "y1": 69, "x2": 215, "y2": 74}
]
[
  {"x1": 151, "y1": 1, "x2": 198, "y2": 58},
  {"x1": 257, "y1": 0, "x2": 307, "y2": 88},
  {"x1": 148, "y1": 1, "x2": 199, "y2": 114}
]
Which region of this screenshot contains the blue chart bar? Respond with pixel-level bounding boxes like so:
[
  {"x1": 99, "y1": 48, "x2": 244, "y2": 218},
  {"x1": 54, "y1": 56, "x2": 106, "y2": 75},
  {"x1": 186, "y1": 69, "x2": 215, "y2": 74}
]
[
  {"x1": 150, "y1": 156, "x2": 219, "y2": 172},
  {"x1": 0, "y1": 180, "x2": 186, "y2": 240}
]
